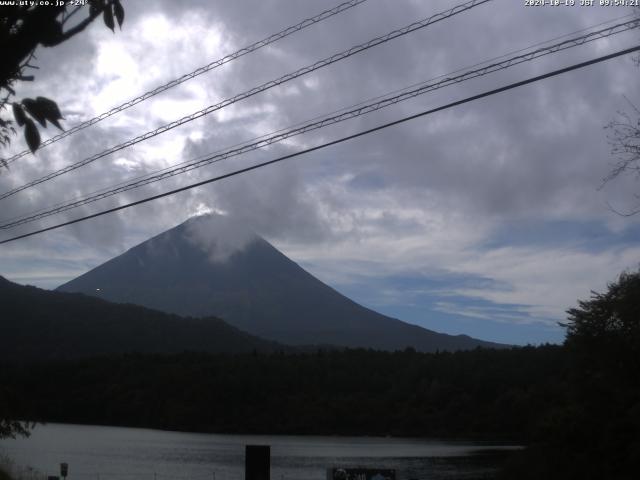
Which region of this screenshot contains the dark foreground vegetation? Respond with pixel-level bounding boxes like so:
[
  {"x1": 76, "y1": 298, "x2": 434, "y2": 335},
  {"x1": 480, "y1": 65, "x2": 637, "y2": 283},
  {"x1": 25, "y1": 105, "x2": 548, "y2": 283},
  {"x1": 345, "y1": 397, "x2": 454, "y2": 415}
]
[
  {"x1": 499, "y1": 270, "x2": 640, "y2": 480},
  {"x1": 2, "y1": 345, "x2": 566, "y2": 439},
  {"x1": 0, "y1": 275, "x2": 282, "y2": 362},
  {"x1": 1, "y1": 270, "x2": 639, "y2": 479}
]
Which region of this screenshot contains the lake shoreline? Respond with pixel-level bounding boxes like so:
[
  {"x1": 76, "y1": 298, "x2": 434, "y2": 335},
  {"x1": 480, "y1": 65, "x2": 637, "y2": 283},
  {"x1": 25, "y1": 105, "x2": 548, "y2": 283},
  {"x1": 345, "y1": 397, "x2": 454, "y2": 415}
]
[
  {"x1": 1, "y1": 422, "x2": 519, "y2": 480},
  {"x1": 21, "y1": 419, "x2": 525, "y2": 445}
]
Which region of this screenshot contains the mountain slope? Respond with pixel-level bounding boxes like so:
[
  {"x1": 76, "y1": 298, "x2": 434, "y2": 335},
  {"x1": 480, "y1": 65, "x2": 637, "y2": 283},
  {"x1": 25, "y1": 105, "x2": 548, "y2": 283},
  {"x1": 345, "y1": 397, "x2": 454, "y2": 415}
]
[
  {"x1": 58, "y1": 215, "x2": 505, "y2": 352},
  {"x1": 0, "y1": 275, "x2": 280, "y2": 362}
]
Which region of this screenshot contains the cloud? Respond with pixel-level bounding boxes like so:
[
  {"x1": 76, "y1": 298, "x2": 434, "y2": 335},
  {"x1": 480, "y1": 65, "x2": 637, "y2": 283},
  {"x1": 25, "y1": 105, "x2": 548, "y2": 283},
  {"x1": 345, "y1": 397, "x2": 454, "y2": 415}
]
[
  {"x1": 184, "y1": 213, "x2": 257, "y2": 263},
  {"x1": 1, "y1": 0, "x2": 639, "y2": 343}
]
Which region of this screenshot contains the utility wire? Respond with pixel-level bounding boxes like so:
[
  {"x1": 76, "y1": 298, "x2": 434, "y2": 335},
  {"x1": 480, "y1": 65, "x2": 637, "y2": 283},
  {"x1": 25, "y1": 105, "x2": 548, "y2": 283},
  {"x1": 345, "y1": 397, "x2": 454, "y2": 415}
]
[
  {"x1": 0, "y1": 0, "x2": 492, "y2": 201},
  {"x1": 2, "y1": 18, "x2": 637, "y2": 230},
  {"x1": 2, "y1": 17, "x2": 635, "y2": 228},
  {"x1": 38, "y1": 1, "x2": 636, "y2": 224},
  {"x1": 8, "y1": 7, "x2": 632, "y2": 224},
  {"x1": 2, "y1": 0, "x2": 369, "y2": 166},
  {"x1": 4, "y1": 13, "x2": 629, "y2": 227},
  {"x1": 1, "y1": 45, "x2": 638, "y2": 246}
]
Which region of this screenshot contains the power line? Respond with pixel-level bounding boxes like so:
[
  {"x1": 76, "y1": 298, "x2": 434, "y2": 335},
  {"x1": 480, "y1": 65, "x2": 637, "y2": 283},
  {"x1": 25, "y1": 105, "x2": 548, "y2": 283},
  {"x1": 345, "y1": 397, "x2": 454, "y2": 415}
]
[
  {"x1": 1, "y1": 44, "x2": 637, "y2": 246},
  {"x1": 36, "y1": 3, "x2": 628, "y2": 225},
  {"x1": 2, "y1": 0, "x2": 369, "y2": 166},
  {"x1": 2, "y1": 18, "x2": 637, "y2": 230},
  {"x1": 3, "y1": 18, "x2": 636, "y2": 228},
  {"x1": 10, "y1": 9, "x2": 632, "y2": 227},
  {"x1": 0, "y1": 0, "x2": 492, "y2": 201}
]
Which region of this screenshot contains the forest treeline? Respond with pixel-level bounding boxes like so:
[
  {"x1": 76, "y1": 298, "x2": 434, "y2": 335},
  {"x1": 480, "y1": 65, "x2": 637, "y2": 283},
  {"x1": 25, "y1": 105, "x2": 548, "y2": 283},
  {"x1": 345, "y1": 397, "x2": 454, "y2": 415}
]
[
  {"x1": 2, "y1": 270, "x2": 639, "y2": 479},
  {"x1": 2, "y1": 346, "x2": 566, "y2": 440},
  {"x1": 0, "y1": 276, "x2": 283, "y2": 362}
]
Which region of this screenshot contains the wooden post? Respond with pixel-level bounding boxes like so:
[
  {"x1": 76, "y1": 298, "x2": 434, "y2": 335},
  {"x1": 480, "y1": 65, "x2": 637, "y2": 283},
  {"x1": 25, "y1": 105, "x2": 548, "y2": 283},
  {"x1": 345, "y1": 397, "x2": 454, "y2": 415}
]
[{"x1": 245, "y1": 445, "x2": 270, "y2": 480}]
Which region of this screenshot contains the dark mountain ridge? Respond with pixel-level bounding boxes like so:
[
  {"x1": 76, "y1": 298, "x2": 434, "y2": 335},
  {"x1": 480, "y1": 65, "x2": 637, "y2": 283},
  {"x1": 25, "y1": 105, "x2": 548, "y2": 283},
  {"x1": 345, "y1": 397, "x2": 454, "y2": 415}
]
[
  {"x1": 0, "y1": 275, "x2": 281, "y2": 362},
  {"x1": 57, "y1": 215, "x2": 505, "y2": 352}
]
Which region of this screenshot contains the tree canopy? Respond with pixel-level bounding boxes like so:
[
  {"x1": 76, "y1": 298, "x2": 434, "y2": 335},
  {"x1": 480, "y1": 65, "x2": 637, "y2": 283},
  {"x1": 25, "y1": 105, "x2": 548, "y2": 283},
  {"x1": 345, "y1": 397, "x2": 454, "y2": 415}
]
[
  {"x1": 0, "y1": 0, "x2": 124, "y2": 160},
  {"x1": 502, "y1": 269, "x2": 640, "y2": 479},
  {"x1": 0, "y1": 1, "x2": 125, "y2": 439},
  {"x1": 604, "y1": 105, "x2": 640, "y2": 215},
  {"x1": 565, "y1": 268, "x2": 640, "y2": 354},
  {"x1": 602, "y1": 8, "x2": 640, "y2": 214}
]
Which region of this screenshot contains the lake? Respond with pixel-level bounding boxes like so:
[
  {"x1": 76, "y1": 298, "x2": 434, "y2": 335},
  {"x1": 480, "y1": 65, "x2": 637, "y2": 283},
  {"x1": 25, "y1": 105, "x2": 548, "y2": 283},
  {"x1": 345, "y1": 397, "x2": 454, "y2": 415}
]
[{"x1": 0, "y1": 423, "x2": 518, "y2": 480}]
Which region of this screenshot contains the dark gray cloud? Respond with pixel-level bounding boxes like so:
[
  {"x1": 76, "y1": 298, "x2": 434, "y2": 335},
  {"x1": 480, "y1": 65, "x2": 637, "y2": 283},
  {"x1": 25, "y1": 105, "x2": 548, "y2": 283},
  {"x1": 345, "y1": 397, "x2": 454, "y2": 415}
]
[{"x1": 1, "y1": 0, "x2": 639, "y2": 340}]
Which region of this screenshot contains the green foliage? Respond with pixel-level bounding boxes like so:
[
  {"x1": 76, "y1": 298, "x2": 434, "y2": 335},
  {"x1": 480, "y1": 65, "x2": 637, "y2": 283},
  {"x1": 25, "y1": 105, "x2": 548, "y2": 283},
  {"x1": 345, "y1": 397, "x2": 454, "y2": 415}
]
[
  {"x1": 13, "y1": 96, "x2": 65, "y2": 152},
  {"x1": 604, "y1": 99, "x2": 640, "y2": 216},
  {"x1": 0, "y1": 117, "x2": 16, "y2": 167},
  {"x1": 0, "y1": 420, "x2": 30, "y2": 441},
  {"x1": 0, "y1": 1, "x2": 124, "y2": 158},
  {"x1": 502, "y1": 269, "x2": 640, "y2": 479},
  {"x1": 0, "y1": 276, "x2": 281, "y2": 361},
  {"x1": 0, "y1": 272, "x2": 276, "y2": 440},
  {"x1": 2, "y1": 268, "x2": 638, "y2": 477},
  {"x1": 22, "y1": 118, "x2": 40, "y2": 154},
  {"x1": 565, "y1": 269, "x2": 640, "y2": 356},
  {"x1": 6, "y1": 271, "x2": 637, "y2": 477},
  {"x1": 0, "y1": 385, "x2": 32, "y2": 440},
  {"x1": 1, "y1": 346, "x2": 568, "y2": 440}
]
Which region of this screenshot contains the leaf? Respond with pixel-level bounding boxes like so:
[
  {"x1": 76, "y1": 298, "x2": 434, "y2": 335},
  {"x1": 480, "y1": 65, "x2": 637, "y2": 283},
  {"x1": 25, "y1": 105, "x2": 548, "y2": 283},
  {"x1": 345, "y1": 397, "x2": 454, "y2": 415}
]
[
  {"x1": 12, "y1": 103, "x2": 27, "y2": 126},
  {"x1": 22, "y1": 98, "x2": 47, "y2": 127},
  {"x1": 114, "y1": 0, "x2": 124, "y2": 28},
  {"x1": 24, "y1": 118, "x2": 41, "y2": 153},
  {"x1": 39, "y1": 20, "x2": 63, "y2": 47},
  {"x1": 89, "y1": 0, "x2": 102, "y2": 17},
  {"x1": 103, "y1": 6, "x2": 115, "y2": 32},
  {"x1": 36, "y1": 97, "x2": 64, "y2": 130},
  {"x1": 35, "y1": 97, "x2": 63, "y2": 119}
]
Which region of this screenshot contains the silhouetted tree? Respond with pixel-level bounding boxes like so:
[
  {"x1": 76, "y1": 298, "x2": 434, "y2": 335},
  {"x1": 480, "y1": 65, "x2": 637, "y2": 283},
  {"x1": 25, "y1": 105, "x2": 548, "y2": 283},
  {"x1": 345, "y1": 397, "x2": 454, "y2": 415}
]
[
  {"x1": 0, "y1": 384, "x2": 33, "y2": 439},
  {"x1": 565, "y1": 268, "x2": 640, "y2": 357},
  {"x1": 562, "y1": 269, "x2": 640, "y2": 478},
  {"x1": 0, "y1": 419, "x2": 31, "y2": 440},
  {"x1": 0, "y1": 1, "x2": 125, "y2": 437},
  {"x1": 0, "y1": 0, "x2": 124, "y2": 162},
  {"x1": 604, "y1": 104, "x2": 640, "y2": 215},
  {"x1": 564, "y1": 269, "x2": 640, "y2": 417},
  {"x1": 602, "y1": 8, "x2": 640, "y2": 214},
  {"x1": 503, "y1": 269, "x2": 640, "y2": 479}
]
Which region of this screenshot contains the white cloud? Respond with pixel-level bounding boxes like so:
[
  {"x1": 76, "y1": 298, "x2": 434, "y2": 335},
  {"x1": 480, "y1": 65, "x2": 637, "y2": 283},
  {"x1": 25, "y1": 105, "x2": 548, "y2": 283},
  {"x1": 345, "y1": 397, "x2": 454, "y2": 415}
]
[{"x1": 1, "y1": 0, "x2": 640, "y2": 343}]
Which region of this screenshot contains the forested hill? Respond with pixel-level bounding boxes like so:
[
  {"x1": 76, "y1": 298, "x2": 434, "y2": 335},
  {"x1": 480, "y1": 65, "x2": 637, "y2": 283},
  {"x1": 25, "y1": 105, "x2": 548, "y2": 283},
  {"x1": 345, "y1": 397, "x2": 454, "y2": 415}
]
[
  {"x1": 0, "y1": 276, "x2": 282, "y2": 361},
  {"x1": 4, "y1": 346, "x2": 568, "y2": 440},
  {"x1": 4, "y1": 270, "x2": 638, "y2": 479},
  {"x1": 58, "y1": 215, "x2": 506, "y2": 352}
]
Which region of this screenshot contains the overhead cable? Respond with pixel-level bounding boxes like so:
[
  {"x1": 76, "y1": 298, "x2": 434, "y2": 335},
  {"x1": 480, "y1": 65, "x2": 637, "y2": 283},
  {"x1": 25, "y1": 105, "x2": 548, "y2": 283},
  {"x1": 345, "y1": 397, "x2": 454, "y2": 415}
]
[
  {"x1": 0, "y1": 0, "x2": 492, "y2": 201},
  {"x1": 1, "y1": 44, "x2": 638, "y2": 245},
  {"x1": 2, "y1": 18, "x2": 637, "y2": 229},
  {"x1": 2, "y1": 0, "x2": 369, "y2": 166}
]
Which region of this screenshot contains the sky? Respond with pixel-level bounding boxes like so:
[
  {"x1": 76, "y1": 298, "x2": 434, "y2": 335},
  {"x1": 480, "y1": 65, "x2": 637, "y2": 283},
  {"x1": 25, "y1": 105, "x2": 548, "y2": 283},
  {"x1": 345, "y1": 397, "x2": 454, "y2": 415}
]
[{"x1": 1, "y1": 0, "x2": 639, "y2": 345}]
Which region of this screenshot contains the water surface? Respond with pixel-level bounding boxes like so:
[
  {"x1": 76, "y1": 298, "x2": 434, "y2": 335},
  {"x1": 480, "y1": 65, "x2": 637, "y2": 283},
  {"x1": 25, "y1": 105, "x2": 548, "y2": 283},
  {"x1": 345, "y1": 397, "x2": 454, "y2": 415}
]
[{"x1": 0, "y1": 423, "x2": 517, "y2": 480}]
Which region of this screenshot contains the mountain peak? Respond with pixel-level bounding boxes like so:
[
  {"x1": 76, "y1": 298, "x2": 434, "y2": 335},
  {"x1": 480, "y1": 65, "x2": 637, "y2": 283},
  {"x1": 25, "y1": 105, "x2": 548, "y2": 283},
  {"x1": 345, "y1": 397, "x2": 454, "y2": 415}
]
[
  {"x1": 58, "y1": 216, "x2": 505, "y2": 352},
  {"x1": 143, "y1": 214, "x2": 261, "y2": 264}
]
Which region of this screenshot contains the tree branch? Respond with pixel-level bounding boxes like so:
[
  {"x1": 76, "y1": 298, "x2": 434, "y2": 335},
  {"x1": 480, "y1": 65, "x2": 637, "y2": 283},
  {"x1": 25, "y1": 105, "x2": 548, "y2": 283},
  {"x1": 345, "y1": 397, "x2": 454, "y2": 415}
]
[{"x1": 53, "y1": 4, "x2": 109, "y2": 45}]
